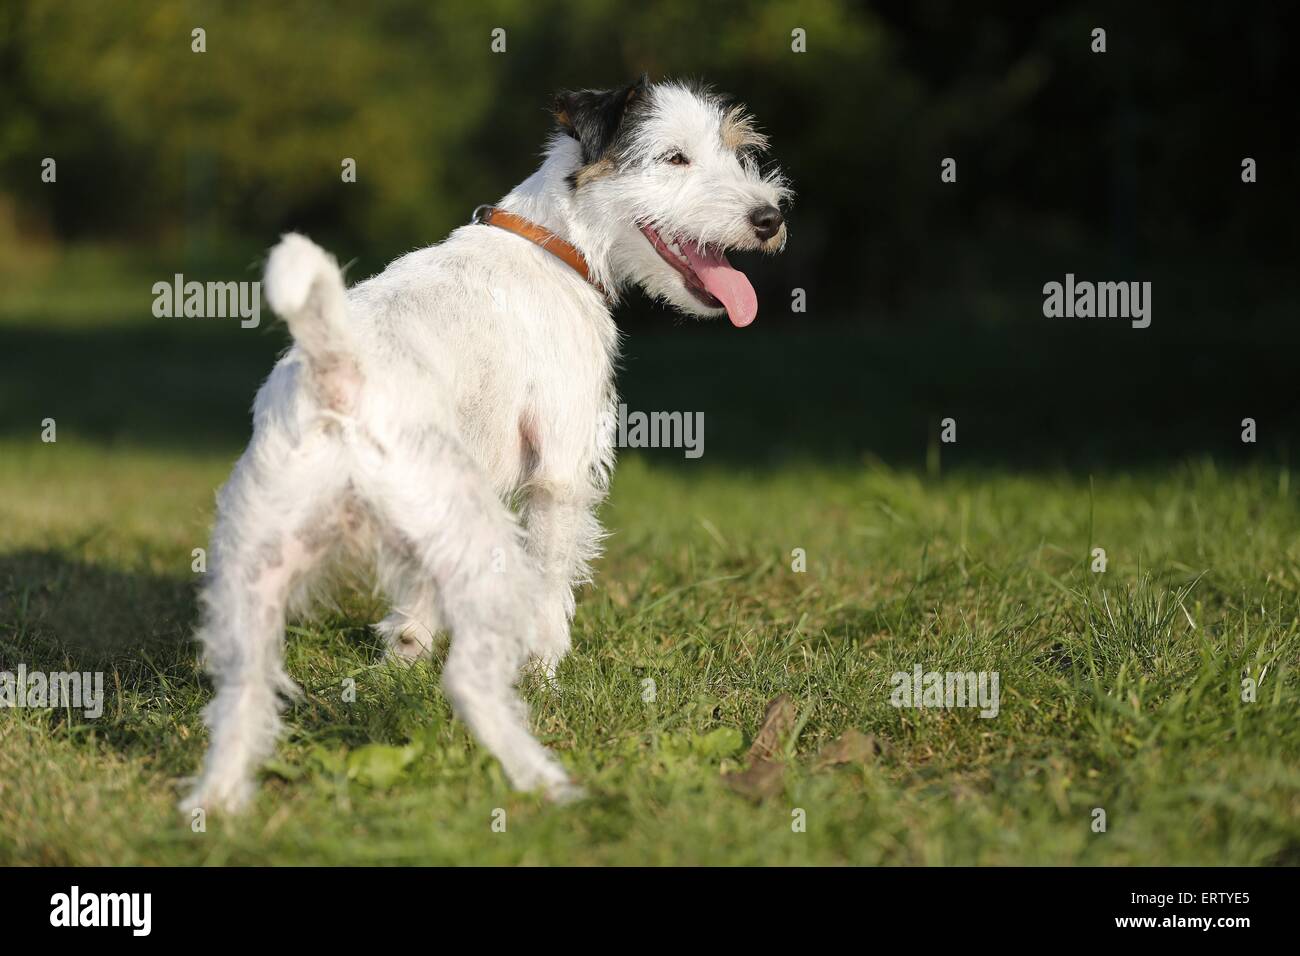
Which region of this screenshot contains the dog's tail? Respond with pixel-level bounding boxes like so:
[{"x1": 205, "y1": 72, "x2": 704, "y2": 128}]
[{"x1": 264, "y1": 233, "x2": 361, "y2": 414}]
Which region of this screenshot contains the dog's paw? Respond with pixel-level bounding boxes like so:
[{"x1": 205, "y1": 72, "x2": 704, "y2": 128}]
[
  {"x1": 506, "y1": 753, "x2": 586, "y2": 803},
  {"x1": 521, "y1": 653, "x2": 563, "y2": 689},
  {"x1": 179, "y1": 775, "x2": 255, "y2": 817},
  {"x1": 375, "y1": 612, "x2": 438, "y2": 664},
  {"x1": 544, "y1": 778, "x2": 589, "y2": 805}
]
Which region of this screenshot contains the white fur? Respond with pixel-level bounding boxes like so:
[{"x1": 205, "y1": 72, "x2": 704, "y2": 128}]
[{"x1": 184, "y1": 81, "x2": 788, "y2": 811}]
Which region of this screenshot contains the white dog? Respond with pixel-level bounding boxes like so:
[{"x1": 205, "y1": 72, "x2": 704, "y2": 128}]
[{"x1": 185, "y1": 77, "x2": 789, "y2": 811}]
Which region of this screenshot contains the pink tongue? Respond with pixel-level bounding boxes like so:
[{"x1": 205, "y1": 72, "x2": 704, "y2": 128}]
[{"x1": 682, "y1": 241, "x2": 757, "y2": 327}]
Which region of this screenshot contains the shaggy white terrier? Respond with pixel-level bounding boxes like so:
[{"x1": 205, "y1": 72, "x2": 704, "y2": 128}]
[{"x1": 185, "y1": 77, "x2": 789, "y2": 811}]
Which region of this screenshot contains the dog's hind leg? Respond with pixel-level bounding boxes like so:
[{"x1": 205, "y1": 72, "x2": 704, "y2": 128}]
[
  {"x1": 182, "y1": 429, "x2": 349, "y2": 814},
  {"x1": 185, "y1": 232, "x2": 362, "y2": 813},
  {"x1": 375, "y1": 586, "x2": 443, "y2": 663},
  {"x1": 361, "y1": 429, "x2": 582, "y2": 800}
]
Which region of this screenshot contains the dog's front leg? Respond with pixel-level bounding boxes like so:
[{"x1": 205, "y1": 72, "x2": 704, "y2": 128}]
[{"x1": 521, "y1": 479, "x2": 603, "y2": 680}]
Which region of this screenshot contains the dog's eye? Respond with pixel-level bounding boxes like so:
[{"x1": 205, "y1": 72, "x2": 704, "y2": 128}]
[{"x1": 663, "y1": 151, "x2": 689, "y2": 166}]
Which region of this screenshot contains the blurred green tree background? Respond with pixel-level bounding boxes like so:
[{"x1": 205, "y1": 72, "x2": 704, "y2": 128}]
[
  {"x1": 1, "y1": 1, "x2": 1297, "y2": 465},
  {"x1": 4, "y1": 0, "x2": 1294, "y2": 317}
]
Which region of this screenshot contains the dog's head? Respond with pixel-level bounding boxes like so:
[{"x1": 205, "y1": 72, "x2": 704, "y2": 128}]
[{"x1": 554, "y1": 76, "x2": 790, "y2": 327}]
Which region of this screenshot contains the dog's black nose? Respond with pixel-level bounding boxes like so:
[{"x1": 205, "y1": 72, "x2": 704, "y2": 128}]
[{"x1": 748, "y1": 205, "x2": 784, "y2": 241}]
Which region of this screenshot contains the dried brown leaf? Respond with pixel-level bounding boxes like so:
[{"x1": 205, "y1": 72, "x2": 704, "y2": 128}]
[
  {"x1": 747, "y1": 693, "x2": 797, "y2": 762},
  {"x1": 812, "y1": 728, "x2": 880, "y2": 771},
  {"x1": 725, "y1": 758, "x2": 785, "y2": 801}
]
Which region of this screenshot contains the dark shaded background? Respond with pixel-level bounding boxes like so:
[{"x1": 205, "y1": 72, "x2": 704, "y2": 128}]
[{"x1": 1, "y1": 0, "x2": 1296, "y2": 469}]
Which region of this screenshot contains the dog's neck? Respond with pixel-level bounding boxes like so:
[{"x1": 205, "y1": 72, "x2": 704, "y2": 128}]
[{"x1": 497, "y1": 137, "x2": 618, "y2": 297}]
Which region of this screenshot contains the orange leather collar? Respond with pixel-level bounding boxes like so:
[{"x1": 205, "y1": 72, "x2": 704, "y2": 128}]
[{"x1": 472, "y1": 205, "x2": 608, "y2": 299}]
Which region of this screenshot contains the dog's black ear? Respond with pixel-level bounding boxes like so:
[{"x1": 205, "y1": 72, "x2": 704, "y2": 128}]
[{"x1": 553, "y1": 74, "x2": 649, "y2": 164}]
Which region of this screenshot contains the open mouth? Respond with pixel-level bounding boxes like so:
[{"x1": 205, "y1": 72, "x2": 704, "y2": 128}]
[{"x1": 639, "y1": 225, "x2": 758, "y2": 327}]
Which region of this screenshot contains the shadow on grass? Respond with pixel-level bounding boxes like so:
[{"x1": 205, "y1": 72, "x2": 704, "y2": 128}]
[
  {"x1": 0, "y1": 321, "x2": 284, "y2": 453},
  {"x1": 2, "y1": 311, "x2": 1299, "y2": 469},
  {"x1": 0, "y1": 548, "x2": 392, "y2": 758},
  {"x1": 0, "y1": 549, "x2": 195, "y2": 675},
  {"x1": 0, "y1": 549, "x2": 200, "y2": 756}
]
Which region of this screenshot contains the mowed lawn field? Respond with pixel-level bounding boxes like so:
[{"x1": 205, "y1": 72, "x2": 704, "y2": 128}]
[{"x1": 1, "y1": 249, "x2": 1298, "y2": 865}]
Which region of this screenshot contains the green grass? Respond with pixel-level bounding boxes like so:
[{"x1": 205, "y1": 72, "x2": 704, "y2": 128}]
[
  {"x1": 1, "y1": 247, "x2": 1298, "y2": 865},
  {"x1": 2, "y1": 443, "x2": 1298, "y2": 865}
]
